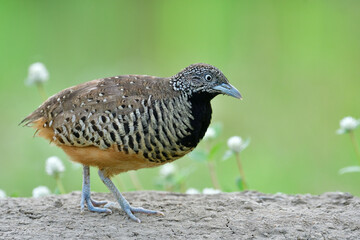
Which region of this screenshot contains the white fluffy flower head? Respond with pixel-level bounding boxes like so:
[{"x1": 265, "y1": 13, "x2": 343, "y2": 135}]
[
  {"x1": 202, "y1": 188, "x2": 221, "y2": 194},
  {"x1": 45, "y1": 156, "x2": 65, "y2": 176},
  {"x1": 25, "y1": 62, "x2": 49, "y2": 86},
  {"x1": 203, "y1": 127, "x2": 216, "y2": 141},
  {"x1": 227, "y1": 136, "x2": 250, "y2": 153},
  {"x1": 337, "y1": 116, "x2": 360, "y2": 134},
  {"x1": 0, "y1": 189, "x2": 6, "y2": 198},
  {"x1": 159, "y1": 163, "x2": 176, "y2": 177},
  {"x1": 32, "y1": 186, "x2": 51, "y2": 198},
  {"x1": 186, "y1": 188, "x2": 200, "y2": 194}
]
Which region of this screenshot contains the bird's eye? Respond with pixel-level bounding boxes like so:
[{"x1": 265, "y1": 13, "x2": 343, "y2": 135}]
[{"x1": 205, "y1": 74, "x2": 212, "y2": 81}]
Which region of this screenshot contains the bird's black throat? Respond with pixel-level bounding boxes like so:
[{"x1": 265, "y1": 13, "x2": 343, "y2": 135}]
[{"x1": 179, "y1": 92, "x2": 216, "y2": 148}]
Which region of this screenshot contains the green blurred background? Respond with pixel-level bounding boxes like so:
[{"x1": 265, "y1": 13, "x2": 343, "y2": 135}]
[{"x1": 1, "y1": 0, "x2": 360, "y2": 197}]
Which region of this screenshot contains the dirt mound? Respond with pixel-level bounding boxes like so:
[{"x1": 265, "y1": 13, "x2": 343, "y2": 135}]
[{"x1": 0, "y1": 191, "x2": 359, "y2": 239}]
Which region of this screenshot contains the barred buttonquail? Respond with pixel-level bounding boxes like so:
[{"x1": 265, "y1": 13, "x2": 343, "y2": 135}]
[{"x1": 21, "y1": 63, "x2": 242, "y2": 222}]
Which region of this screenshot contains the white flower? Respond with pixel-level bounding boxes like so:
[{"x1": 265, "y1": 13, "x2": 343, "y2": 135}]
[
  {"x1": 0, "y1": 189, "x2": 6, "y2": 198},
  {"x1": 45, "y1": 156, "x2": 65, "y2": 176},
  {"x1": 227, "y1": 136, "x2": 250, "y2": 153},
  {"x1": 25, "y1": 62, "x2": 49, "y2": 86},
  {"x1": 159, "y1": 163, "x2": 176, "y2": 177},
  {"x1": 203, "y1": 127, "x2": 216, "y2": 141},
  {"x1": 337, "y1": 116, "x2": 360, "y2": 134},
  {"x1": 32, "y1": 186, "x2": 51, "y2": 198},
  {"x1": 202, "y1": 188, "x2": 221, "y2": 194},
  {"x1": 186, "y1": 188, "x2": 200, "y2": 194}
]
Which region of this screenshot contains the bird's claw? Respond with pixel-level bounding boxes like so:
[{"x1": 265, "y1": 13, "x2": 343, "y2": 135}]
[
  {"x1": 124, "y1": 205, "x2": 164, "y2": 223},
  {"x1": 81, "y1": 196, "x2": 111, "y2": 214},
  {"x1": 91, "y1": 199, "x2": 108, "y2": 207}
]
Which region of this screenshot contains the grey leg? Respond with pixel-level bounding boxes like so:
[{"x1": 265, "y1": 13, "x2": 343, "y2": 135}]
[
  {"x1": 81, "y1": 165, "x2": 111, "y2": 213},
  {"x1": 98, "y1": 169, "x2": 164, "y2": 223}
]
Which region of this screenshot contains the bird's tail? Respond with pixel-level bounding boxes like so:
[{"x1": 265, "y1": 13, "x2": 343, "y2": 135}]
[{"x1": 19, "y1": 110, "x2": 43, "y2": 127}]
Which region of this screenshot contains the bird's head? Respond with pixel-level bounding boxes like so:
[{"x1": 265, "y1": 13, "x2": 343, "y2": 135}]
[{"x1": 171, "y1": 63, "x2": 242, "y2": 100}]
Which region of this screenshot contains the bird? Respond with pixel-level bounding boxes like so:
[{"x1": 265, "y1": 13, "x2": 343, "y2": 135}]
[{"x1": 21, "y1": 63, "x2": 242, "y2": 223}]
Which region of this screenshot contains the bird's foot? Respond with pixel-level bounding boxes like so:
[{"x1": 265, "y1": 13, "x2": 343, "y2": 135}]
[
  {"x1": 122, "y1": 203, "x2": 164, "y2": 223},
  {"x1": 81, "y1": 165, "x2": 111, "y2": 213},
  {"x1": 102, "y1": 201, "x2": 164, "y2": 223},
  {"x1": 81, "y1": 195, "x2": 112, "y2": 214},
  {"x1": 97, "y1": 169, "x2": 164, "y2": 222}
]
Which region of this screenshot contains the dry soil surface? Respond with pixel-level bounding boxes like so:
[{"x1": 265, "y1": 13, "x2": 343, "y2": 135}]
[{"x1": 0, "y1": 191, "x2": 359, "y2": 239}]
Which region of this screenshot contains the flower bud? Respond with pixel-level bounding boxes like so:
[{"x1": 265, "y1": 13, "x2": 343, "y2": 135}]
[
  {"x1": 159, "y1": 163, "x2": 176, "y2": 177},
  {"x1": 337, "y1": 116, "x2": 360, "y2": 134},
  {"x1": 203, "y1": 127, "x2": 216, "y2": 141},
  {"x1": 0, "y1": 189, "x2": 6, "y2": 198},
  {"x1": 45, "y1": 156, "x2": 65, "y2": 176},
  {"x1": 186, "y1": 188, "x2": 200, "y2": 194},
  {"x1": 32, "y1": 186, "x2": 51, "y2": 198},
  {"x1": 25, "y1": 62, "x2": 49, "y2": 86},
  {"x1": 227, "y1": 136, "x2": 243, "y2": 152},
  {"x1": 202, "y1": 188, "x2": 221, "y2": 194}
]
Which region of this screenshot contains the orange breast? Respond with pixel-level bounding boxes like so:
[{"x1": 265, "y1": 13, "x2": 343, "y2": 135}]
[
  {"x1": 61, "y1": 144, "x2": 164, "y2": 177},
  {"x1": 31, "y1": 118, "x2": 165, "y2": 177}
]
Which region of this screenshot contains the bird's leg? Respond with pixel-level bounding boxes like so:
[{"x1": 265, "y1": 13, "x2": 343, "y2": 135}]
[
  {"x1": 81, "y1": 165, "x2": 111, "y2": 213},
  {"x1": 98, "y1": 169, "x2": 164, "y2": 223}
]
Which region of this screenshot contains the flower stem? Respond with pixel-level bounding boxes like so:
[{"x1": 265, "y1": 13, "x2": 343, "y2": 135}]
[
  {"x1": 128, "y1": 171, "x2": 143, "y2": 190},
  {"x1": 349, "y1": 131, "x2": 360, "y2": 165},
  {"x1": 235, "y1": 153, "x2": 248, "y2": 190},
  {"x1": 207, "y1": 161, "x2": 221, "y2": 190},
  {"x1": 36, "y1": 82, "x2": 47, "y2": 101},
  {"x1": 55, "y1": 175, "x2": 66, "y2": 194}
]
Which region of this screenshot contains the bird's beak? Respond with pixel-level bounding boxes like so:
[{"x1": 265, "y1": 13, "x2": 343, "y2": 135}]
[{"x1": 212, "y1": 83, "x2": 242, "y2": 99}]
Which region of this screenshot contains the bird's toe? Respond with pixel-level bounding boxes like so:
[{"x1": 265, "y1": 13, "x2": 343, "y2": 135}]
[
  {"x1": 88, "y1": 205, "x2": 112, "y2": 214},
  {"x1": 130, "y1": 206, "x2": 164, "y2": 216},
  {"x1": 91, "y1": 199, "x2": 108, "y2": 207},
  {"x1": 82, "y1": 196, "x2": 112, "y2": 214}
]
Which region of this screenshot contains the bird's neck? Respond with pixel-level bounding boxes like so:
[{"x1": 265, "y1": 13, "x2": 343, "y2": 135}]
[{"x1": 178, "y1": 92, "x2": 215, "y2": 148}]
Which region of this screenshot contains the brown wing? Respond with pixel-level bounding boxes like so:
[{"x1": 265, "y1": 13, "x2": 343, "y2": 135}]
[{"x1": 21, "y1": 75, "x2": 178, "y2": 149}]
